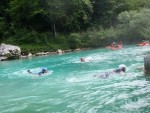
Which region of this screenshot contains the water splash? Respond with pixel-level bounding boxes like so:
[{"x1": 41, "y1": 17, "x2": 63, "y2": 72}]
[{"x1": 0, "y1": 45, "x2": 150, "y2": 113}]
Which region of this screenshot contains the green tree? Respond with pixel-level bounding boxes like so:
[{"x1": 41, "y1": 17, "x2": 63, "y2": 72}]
[
  {"x1": 91, "y1": 0, "x2": 140, "y2": 28},
  {"x1": 117, "y1": 8, "x2": 150, "y2": 42},
  {"x1": 64, "y1": 0, "x2": 93, "y2": 32},
  {"x1": 40, "y1": 0, "x2": 67, "y2": 37},
  {"x1": 0, "y1": 17, "x2": 8, "y2": 41},
  {"x1": 139, "y1": 0, "x2": 150, "y2": 8},
  {"x1": 8, "y1": 0, "x2": 42, "y2": 29},
  {"x1": 0, "y1": 0, "x2": 10, "y2": 41}
]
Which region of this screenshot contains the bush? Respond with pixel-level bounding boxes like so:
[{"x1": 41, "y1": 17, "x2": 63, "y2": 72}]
[
  {"x1": 117, "y1": 8, "x2": 150, "y2": 43},
  {"x1": 67, "y1": 33, "x2": 83, "y2": 49},
  {"x1": 81, "y1": 27, "x2": 119, "y2": 48}
]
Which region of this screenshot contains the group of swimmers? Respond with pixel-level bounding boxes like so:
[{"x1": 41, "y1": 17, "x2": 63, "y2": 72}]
[
  {"x1": 27, "y1": 64, "x2": 127, "y2": 77},
  {"x1": 80, "y1": 56, "x2": 127, "y2": 78},
  {"x1": 27, "y1": 39, "x2": 149, "y2": 77},
  {"x1": 28, "y1": 41, "x2": 126, "y2": 77}
]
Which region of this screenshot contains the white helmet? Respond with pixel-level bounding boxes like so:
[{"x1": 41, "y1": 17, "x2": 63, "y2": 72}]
[{"x1": 119, "y1": 64, "x2": 127, "y2": 70}]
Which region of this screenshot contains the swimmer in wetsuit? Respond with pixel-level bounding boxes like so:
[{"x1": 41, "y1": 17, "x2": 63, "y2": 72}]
[
  {"x1": 113, "y1": 64, "x2": 126, "y2": 73},
  {"x1": 80, "y1": 57, "x2": 85, "y2": 62},
  {"x1": 27, "y1": 68, "x2": 48, "y2": 76},
  {"x1": 94, "y1": 64, "x2": 127, "y2": 78}
]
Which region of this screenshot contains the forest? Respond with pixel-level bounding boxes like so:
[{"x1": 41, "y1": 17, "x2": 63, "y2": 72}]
[{"x1": 0, "y1": 0, "x2": 150, "y2": 53}]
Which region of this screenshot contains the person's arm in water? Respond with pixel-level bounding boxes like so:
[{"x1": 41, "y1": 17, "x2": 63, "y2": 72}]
[
  {"x1": 27, "y1": 70, "x2": 32, "y2": 74},
  {"x1": 113, "y1": 69, "x2": 122, "y2": 73},
  {"x1": 27, "y1": 70, "x2": 39, "y2": 75},
  {"x1": 27, "y1": 69, "x2": 46, "y2": 76}
]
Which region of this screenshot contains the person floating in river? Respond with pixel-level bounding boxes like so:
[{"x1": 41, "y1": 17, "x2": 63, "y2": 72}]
[
  {"x1": 93, "y1": 64, "x2": 127, "y2": 78},
  {"x1": 80, "y1": 57, "x2": 85, "y2": 62},
  {"x1": 80, "y1": 56, "x2": 92, "y2": 62},
  {"x1": 27, "y1": 68, "x2": 48, "y2": 76},
  {"x1": 113, "y1": 64, "x2": 126, "y2": 73}
]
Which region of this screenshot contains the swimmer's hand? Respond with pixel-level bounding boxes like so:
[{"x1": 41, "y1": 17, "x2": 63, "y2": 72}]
[{"x1": 27, "y1": 70, "x2": 32, "y2": 74}]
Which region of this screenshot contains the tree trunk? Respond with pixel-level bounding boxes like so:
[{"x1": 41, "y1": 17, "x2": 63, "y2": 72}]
[
  {"x1": 11, "y1": 23, "x2": 17, "y2": 34},
  {"x1": 53, "y1": 21, "x2": 57, "y2": 37}
]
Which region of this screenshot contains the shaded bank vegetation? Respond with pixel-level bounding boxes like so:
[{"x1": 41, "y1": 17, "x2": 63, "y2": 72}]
[{"x1": 0, "y1": 0, "x2": 150, "y2": 53}]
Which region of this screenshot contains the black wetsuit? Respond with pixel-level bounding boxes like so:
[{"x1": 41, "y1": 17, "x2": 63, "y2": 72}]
[{"x1": 113, "y1": 68, "x2": 122, "y2": 73}]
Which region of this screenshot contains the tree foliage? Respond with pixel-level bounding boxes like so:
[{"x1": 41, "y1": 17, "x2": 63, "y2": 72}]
[
  {"x1": 91, "y1": 0, "x2": 140, "y2": 28},
  {"x1": 117, "y1": 8, "x2": 150, "y2": 42},
  {"x1": 0, "y1": 0, "x2": 150, "y2": 51},
  {"x1": 8, "y1": 0, "x2": 42, "y2": 28},
  {"x1": 39, "y1": 0, "x2": 67, "y2": 37}
]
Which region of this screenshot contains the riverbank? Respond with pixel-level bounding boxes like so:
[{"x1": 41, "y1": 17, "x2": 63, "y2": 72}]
[
  {"x1": 0, "y1": 41, "x2": 141, "y2": 61},
  {"x1": 0, "y1": 43, "x2": 91, "y2": 61},
  {"x1": 20, "y1": 48, "x2": 90, "y2": 59}
]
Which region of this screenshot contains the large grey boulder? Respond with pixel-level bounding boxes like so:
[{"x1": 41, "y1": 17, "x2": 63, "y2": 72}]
[
  {"x1": 0, "y1": 43, "x2": 21, "y2": 60},
  {"x1": 57, "y1": 49, "x2": 64, "y2": 54}
]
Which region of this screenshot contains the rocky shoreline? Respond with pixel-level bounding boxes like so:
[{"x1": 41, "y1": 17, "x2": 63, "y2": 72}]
[{"x1": 0, "y1": 43, "x2": 89, "y2": 61}]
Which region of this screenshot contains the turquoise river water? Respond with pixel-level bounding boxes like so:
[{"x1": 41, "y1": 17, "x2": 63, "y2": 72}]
[{"x1": 0, "y1": 45, "x2": 150, "y2": 113}]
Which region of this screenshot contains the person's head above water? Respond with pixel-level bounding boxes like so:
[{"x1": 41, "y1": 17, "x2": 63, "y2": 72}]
[
  {"x1": 41, "y1": 68, "x2": 48, "y2": 73},
  {"x1": 80, "y1": 57, "x2": 85, "y2": 62},
  {"x1": 118, "y1": 64, "x2": 127, "y2": 72}
]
